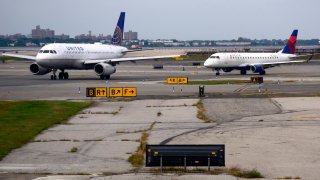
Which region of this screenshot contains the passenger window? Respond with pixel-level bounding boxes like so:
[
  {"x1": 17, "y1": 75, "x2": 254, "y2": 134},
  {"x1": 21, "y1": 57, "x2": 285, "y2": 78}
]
[{"x1": 43, "y1": 50, "x2": 49, "y2": 53}]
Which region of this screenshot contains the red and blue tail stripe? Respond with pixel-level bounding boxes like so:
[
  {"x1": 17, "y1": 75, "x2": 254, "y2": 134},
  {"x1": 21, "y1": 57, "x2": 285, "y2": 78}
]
[{"x1": 282, "y1": 30, "x2": 298, "y2": 54}]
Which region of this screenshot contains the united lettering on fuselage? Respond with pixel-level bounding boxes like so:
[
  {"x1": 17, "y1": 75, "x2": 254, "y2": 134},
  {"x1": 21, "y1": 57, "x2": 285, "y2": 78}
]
[{"x1": 66, "y1": 46, "x2": 84, "y2": 51}]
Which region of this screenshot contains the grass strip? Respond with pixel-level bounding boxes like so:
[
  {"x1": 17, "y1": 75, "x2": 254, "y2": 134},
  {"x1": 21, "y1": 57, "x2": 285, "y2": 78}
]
[
  {"x1": 148, "y1": 166, "x2": 264, "y2": 178},
  {"x1": 195, "y1": 99, "x2": 212, "y2": 123},
  {"x1": 128, "y1": 121, "x2": 157, "y2": 167},
  {"x1": 0, "y1": 101, "x2": 92, "y2": 160},
  {"x1": 188, "y1": 80, "x2": 250, "y2": 85}
]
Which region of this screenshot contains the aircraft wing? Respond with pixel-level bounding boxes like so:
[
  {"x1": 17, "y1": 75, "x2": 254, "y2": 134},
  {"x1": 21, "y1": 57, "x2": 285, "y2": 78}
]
[
  {"x1": 84, "y1": 54, "x2": 182, "y2": 64},
  {"x1": 1, "y1": 53, "x2": 37, "y2": 61}
]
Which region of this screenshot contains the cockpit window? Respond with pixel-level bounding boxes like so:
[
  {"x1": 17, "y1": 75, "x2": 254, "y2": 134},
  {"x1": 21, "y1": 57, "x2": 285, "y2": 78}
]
[
  {"x1": 39, "y1": 50, "x2": 43, "y2": 53},
  {"x1": 210, "y1": 56, "x2": 220, "y2": 59},
  {"x1": 53, "y1": 50, "x2": 57, "y2": 54},
  {"x1": 49, "y1": 50, "x2": 54, "y2": 54},
  {"x1": 43, "y1": 50, "x2": 49, "y2": 53}
]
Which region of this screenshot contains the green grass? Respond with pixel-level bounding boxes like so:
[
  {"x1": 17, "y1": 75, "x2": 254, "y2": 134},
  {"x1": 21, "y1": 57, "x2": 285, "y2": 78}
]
[
  {"x1": 313, "y1": 54, "x2": 320, "y2": 60},
  {"x1": 128, "y1": 121, "x2": 156, "y2": 167},
  {"x1": 229, "y1": 167, "x2": 264, "y2": 178},
  {"x1": 69, "y1": 147, "x2": 78, "y2": 153},
  {"x1": 148, "y1": 166, "x2": 264, "y2": 178},
  {"x1": 188, "y1": 80, "x2": 250, "y2": 85},
  {"x1": 0, "y1": 101, "x2": 92, "y2": 160},
  {"x1": 195, "y1": 99, "x2": 212, "y2": 123}
]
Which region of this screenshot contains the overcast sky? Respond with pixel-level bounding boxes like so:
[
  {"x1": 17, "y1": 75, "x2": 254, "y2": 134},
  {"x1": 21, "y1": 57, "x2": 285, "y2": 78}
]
[{"x1": 1, "y1": 0, "x2": 319, "y2": 40}]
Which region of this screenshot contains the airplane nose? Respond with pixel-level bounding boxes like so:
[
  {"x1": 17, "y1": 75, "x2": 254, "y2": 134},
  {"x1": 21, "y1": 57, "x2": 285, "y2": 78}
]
[{"x1": 204, "y1": 59, "x2": 211, "y2": 67}]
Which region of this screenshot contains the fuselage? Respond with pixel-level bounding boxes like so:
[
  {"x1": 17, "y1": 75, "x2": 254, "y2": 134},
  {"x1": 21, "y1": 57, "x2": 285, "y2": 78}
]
[
  {"x1": 204, "y1": 52, "x2": 296, "y2": 68},
  {"x1": 36, "y1": 43, "x2": 128, "y2": 69}
]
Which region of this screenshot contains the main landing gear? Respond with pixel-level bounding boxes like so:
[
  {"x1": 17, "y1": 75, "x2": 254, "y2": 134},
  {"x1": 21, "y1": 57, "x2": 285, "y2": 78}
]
[
  {"x1": 240, "y1": 70, "x2": 247, "y2": 75},
  {"x1": 50, "y1": 69, "x2": 69, "y2": 80},
  {"x1": 259, "y1": 70, "x2": 266, "y2": 75},
  {"x1": 100, "y1": 75, "x2": 110, "y2": 80}
]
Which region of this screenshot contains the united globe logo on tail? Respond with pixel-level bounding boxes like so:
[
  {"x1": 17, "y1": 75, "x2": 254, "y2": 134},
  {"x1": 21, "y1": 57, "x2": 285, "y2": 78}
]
[
  {"x1": 112, "y1": 26, "x2": 123, "y2": 46},
  {"x1": 282, "y1": 29, "x2": 298, "y2": 54},
  {"x1": 111, "y1": 12, "x2": 125, "y2": 46}
]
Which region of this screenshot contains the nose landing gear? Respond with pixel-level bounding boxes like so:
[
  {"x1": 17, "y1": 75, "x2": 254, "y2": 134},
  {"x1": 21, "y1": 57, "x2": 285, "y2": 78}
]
[
  {"x1": 50, "y1": 69, "x2": 57, "y2": 80},
  {"x1": 214, "y1": 68, "x2": 221, "y2": 76}
]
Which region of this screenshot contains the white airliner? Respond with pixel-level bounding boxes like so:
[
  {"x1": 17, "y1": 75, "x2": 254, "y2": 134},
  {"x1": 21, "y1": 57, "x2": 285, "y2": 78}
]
[
  {"x1": 2, "y1": 12, "x2": 181, "y2": 80},
  {"x1": 204, "y1": 30, "x2": 314, "y2": 75}
]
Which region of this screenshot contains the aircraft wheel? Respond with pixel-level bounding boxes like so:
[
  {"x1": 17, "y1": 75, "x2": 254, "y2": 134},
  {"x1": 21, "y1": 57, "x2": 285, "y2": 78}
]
[
  {"x1": 58, "y1": 72, "x2": 63, "y2": 79},
  {"x1": 105, "y1": 75, "x2": 110, "y2": 80},
  {"x1": 260, "y1": 71, "x2": 266, "y2": 75},
  {"x1": 50, "y1": 75, "x2": 54, "y2": 80},
  {"x1": 240, "y1": 70, "x2": 247, "y2": 75},
  {"x1": 100, "y1": 75, "x2": 105, "y2": 80},
  {"x1": 54, "y1": 75, "x2": 57, "y2": 80},
  {"x1": 63, "y1": 72, "x2": 69, "y2": 79}
]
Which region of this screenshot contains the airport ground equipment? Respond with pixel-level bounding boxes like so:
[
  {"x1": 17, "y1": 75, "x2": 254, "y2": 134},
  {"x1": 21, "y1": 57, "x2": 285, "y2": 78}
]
[
  {"x1": 199, "y1": 85, "x2": 205, "y2": 97},
  {"x1": 250, "y1": 77, "x2": 263, "y2": 84},
  {"x1": 146, "y1": 145, "x2": 225, "y2": 171}
]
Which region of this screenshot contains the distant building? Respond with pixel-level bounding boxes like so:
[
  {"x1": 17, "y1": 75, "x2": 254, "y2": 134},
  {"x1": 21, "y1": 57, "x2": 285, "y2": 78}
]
[
  {"x1": 55, "y1": 34, "x2": 70, "y2": 40},
  {"x1": 124, "y1": 30, "x2": 138, "y2": 40},
  {"x1": 32, "y1": 25, "x2": 55, "y2": 39},
  {"x1": 8, "y1": 33, "x2": 26, "y2": 40}
]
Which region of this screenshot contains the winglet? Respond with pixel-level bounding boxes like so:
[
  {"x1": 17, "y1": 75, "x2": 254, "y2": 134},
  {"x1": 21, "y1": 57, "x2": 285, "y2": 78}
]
[
  {"x1": 281, "y1": 29, "x2": 298, "y2": 54},
  {"x1": 111, "y1": 12, "x2": 125, "y2": 46}
]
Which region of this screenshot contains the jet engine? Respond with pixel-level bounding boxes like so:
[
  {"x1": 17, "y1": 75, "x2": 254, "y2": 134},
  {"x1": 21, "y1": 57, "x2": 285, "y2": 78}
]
[
  {"x1": 94, "y1": 63, "x2": 116, "y2": 76},
  {"x1": 251, "y1": 65, "x2": 264, "y2": 73},
  {"x1": 29, "y1": 63, "x2": 52, "y2": 75}
]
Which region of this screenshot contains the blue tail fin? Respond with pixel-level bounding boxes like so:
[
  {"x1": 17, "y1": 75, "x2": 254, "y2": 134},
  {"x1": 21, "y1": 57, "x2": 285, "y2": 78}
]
[
  {"x1": 111, "y1": 12, "x2": 125, "y2": 46},
  {"x1": 281, "y1": 29, "x2": 298, "y2": 54}
]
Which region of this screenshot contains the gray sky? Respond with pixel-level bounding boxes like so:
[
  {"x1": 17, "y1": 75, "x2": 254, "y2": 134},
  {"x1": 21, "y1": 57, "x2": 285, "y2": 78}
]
[{"x1": 1, "y1": 0, "x2": 319, "y2": 40}]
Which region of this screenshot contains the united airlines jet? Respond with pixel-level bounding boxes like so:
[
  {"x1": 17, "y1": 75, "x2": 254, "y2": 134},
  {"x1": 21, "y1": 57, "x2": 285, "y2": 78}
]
[
  {"x1": 2, "y1": 12, "x2": 181, "y2": 80},
  {"x1": 204, "y1": 30, "x2": 314, "y2": 75}
]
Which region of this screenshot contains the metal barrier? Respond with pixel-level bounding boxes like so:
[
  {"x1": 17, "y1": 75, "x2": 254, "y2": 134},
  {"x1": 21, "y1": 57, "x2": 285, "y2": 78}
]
[{"x1": 146, "y1": 145, "x2": 225, "y2": 171}]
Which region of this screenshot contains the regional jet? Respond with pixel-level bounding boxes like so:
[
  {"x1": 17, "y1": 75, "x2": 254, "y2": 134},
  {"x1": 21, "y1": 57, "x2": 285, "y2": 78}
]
[
  {"x1": 204, "y1": 30, "x2": 314, "y2": 75},
  {"x1": 2, "y1": 12, "x2": 181, "y2": 80}
]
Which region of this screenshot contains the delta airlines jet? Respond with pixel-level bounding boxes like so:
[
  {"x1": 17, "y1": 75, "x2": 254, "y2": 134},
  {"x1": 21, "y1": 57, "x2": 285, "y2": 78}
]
[
  {"x1": 204, "y1": 30, "x2": 314, "y2": 75},
  {"x1": 2, "y1": 12, "x2": 181, "y2": 80}
]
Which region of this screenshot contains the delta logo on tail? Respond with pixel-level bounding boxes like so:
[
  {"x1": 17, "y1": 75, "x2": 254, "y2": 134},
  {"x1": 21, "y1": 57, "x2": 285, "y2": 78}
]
[
  {"x1": 282, "y1": 29, "x2": 298, "y2": 54},
  {"x1": 111, "y1": 12, "x2": 125, "y2": 46}
]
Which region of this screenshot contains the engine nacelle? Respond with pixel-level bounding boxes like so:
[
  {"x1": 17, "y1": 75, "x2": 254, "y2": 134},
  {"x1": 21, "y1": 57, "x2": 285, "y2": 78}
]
[
  {"x1": 29, "y1": 63, "x2": 52, "y2": 75},
  {"x1": 94, "y1": 63, "x2": 116, "y2": 76},
  {"x1": 251, "y1": 65, "x2": 264, "y2": 73},
  {"x1": 222, "y1": 68, "x2": 233, "y2": 72}
]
